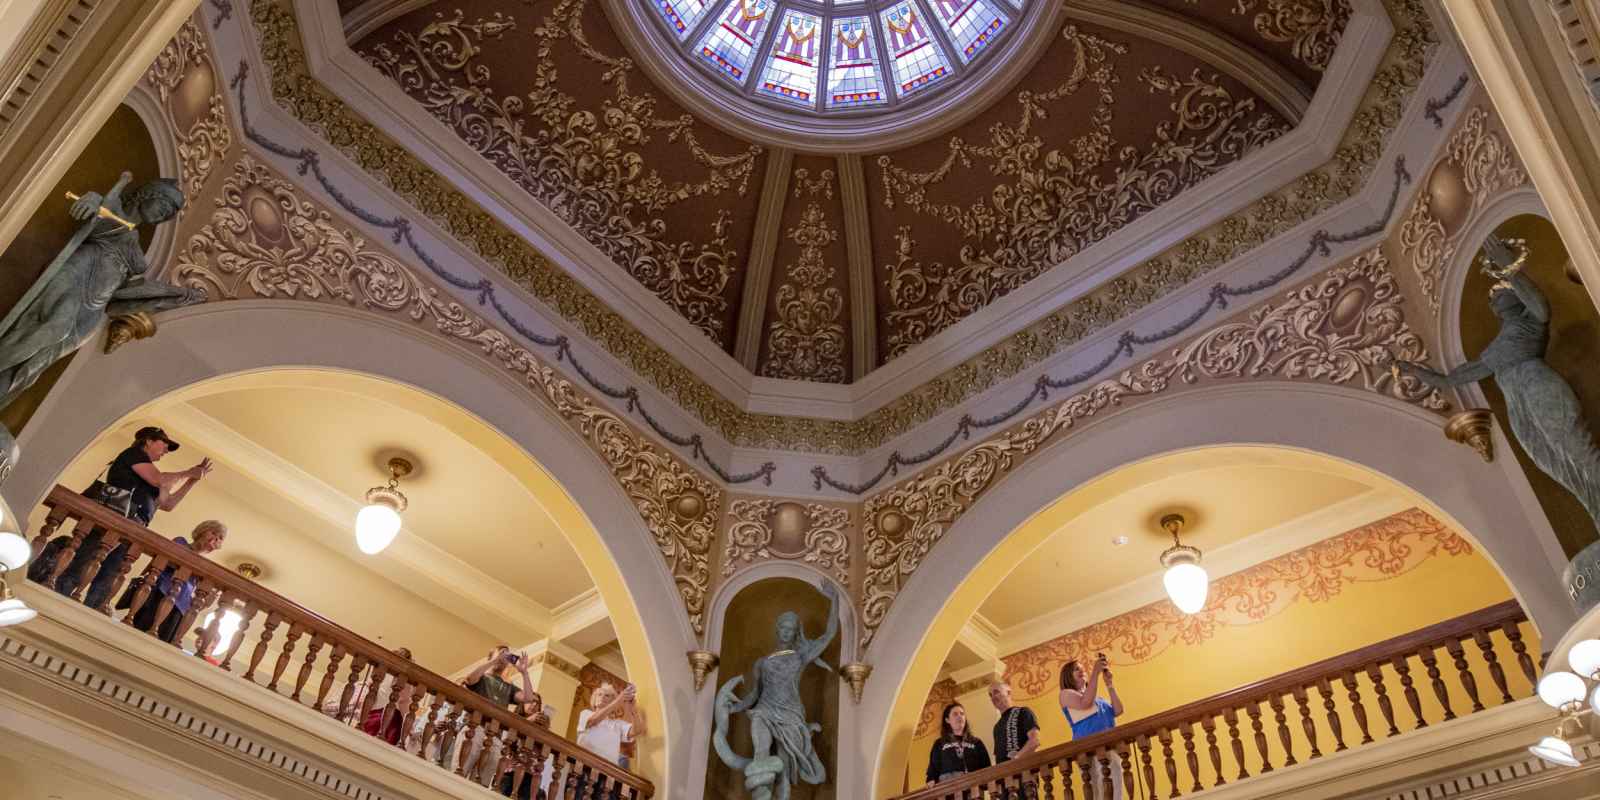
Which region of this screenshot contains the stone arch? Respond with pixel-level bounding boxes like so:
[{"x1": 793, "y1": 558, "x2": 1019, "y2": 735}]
[
  {"x1": 2, "y1": 299, "x2": 701, "y2": 795},
  {"x1": 859, "y1": 380, "x2": 1576, "y2": 797}
]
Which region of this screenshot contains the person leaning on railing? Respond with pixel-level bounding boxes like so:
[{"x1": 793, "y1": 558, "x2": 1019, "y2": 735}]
[
  {"x1": 925, "y1": 701, "x2": 992, "y2": 786},
  {"x1": 111, "y1": 519, "x2": 228, "y2": 643},
  {"x1": 1060, "y1": 654, "x2": 1125, "y2": 800},
  {"x1": 989, "y1": 680, "x2": 1041, "y2": 799}
]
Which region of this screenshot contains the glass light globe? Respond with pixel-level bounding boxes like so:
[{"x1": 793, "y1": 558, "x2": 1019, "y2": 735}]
[
  {"x1": 1567, "y1": 639, "x2": 1600, "y2": 679},
  {"x1": 1529, "y1": 735, "x2": 1580, "y2": 767},
  {"x1": 355, "y1": 502, "x2": 401, "y2": 554},
  {"x1": 0, "y1": 596, "x2": 36, "y2": 627},
  {"x1": 1163, "y1": 562, "x2": 1209, "y2": 614},
  {"x1": 1592, "y1": 684, "x2": 1600, "y2": 717},
  {"x1": 0, "y1": 531, "x2": 29, "y2": 572},
  {"x1": 1537, "y1": 671, "x2": 1588, "y2": 709}
]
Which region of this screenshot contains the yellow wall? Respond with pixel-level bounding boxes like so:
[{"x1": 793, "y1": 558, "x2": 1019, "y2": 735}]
[{"x1": 904, "y1": 529, "x2": 1536, "y2": 791}]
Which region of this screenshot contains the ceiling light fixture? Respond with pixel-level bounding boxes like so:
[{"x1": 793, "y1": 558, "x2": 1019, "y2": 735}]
[
  {"x1": 0, "y1": 531, "x2": 29, "y2": 573},
  {"x1": 0, "y1": 571, "x2": 36, "y2": 627},
  {"x1": 1527, "y1": 642, "x2": 1600, "y2": 767},
  {"x1": 355, "y1": 457, "x2": 412, "y2": 555},
  {"x1": 1158, "y1": 513, "x2": 1208, "y2": 615}
]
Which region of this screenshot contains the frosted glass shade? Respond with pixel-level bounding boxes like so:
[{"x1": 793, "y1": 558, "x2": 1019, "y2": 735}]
[
  {"x1": 1567, "y1": 639, "x2": 1600, "y2": 679},
  {"x1": 1529, "y1": 736, "x2": 1580, "y2": 767},
  {"x1": 0, "y1": 531, "x2": 29, "y2": 572},
  {"x1": 1163, "y1": 562, "x2": 1209, "y2": 614},
  {"x1": 1537, "y1": 671, "x2": 1588, "y2": 709},
  {"x1": 355, "y1": 503, "x2": 401, "y2": 554},
  {"x1": 0, "y1": 597, "x2": 36, "y2": 627}
]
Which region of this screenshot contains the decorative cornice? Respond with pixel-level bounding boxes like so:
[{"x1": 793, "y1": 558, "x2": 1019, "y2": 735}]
[
  {"x1": 530, "y1": 651, "x2": 584, "y2": 681},
  {"x1": 858, "y1": 246, "x2": 1446, "y2": 651},
  {"x1": 243, "y1": 0, "x2": 1434, "y2": 460}
]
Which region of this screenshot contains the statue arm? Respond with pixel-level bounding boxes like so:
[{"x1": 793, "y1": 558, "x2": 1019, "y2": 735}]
[
  {"x1": 727, "y1": 660, "x2": 761, "y2": 715},
  {"x1": 1396, "y1": 359, "x2": 1491, "y2": 389},
  {"x1": 1507, "y1": 271, "x2": 1551, "y2": 323},
  {"x1": 107, "y1": 276, "x2": 202, "y2": 317},
  {"x1": 802, "y1": 582, "x2": 842, "y2": 664}
]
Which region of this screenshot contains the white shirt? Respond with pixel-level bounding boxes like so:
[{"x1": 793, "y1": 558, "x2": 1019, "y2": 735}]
[{"x1": 576, "y1": 709, "x2": 632, "y2": 765}]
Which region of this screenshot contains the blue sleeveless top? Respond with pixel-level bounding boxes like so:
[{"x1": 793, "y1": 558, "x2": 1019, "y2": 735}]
[{"x1": 1064, "y1": 697, "x2": 1117, "y2": 739}]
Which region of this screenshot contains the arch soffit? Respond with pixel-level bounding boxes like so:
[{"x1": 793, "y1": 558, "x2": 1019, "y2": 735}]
[
  {"x1": 4, "y1": 299, "x2": 697, "y2": 793},
  {"x1": 857, "y1": 380, "x2": 1578, "y2": 797}
]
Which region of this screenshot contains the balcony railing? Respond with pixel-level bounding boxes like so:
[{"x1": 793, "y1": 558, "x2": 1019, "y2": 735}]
[
  {"x1": 894, "y1": 600, "x2": 1538, "y2": 800},
  {"x1": 26, "y1": 485, "x2": 655, "y2": 800}
]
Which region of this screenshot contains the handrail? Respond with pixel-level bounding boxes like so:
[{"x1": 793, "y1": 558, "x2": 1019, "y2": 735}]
[
  {"x1": 894, "y1": 600, "x2": 1535, "y2": 800},
  {"x1": 27, "y1": 485, "x2": 654, "y2": 799}
]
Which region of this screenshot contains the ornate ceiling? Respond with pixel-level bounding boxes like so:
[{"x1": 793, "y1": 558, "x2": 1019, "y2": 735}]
[{"x1": 339, "y1": 0, "x2": 1348, "y2": 385}]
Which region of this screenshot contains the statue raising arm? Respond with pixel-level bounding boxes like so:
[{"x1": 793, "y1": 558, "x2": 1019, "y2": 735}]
[{"x1": 800, "y1": 581, "x2": 841, "y2": 667}]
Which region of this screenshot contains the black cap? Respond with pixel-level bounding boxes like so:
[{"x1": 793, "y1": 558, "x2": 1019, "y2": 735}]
[{"x1": 134, "y1": 426, "x2": 180, "y2": 451}]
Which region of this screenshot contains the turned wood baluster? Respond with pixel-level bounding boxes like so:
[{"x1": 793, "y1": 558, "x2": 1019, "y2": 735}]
[
  {"x1": 396, "y1": 679, "x2": 423, "y2": 746},
  {"x1": 415, "y1": 689, "x2": 443, "y2": 758},
  {"x1": 1098, "y1": 750, "x2": 1115, "y2": 800},
  {"x1": 470, "y1": 718, "x2": 501, "y2": 781},
  {"x1": 1267, "y1": 693, "x2": 1297, "y2": 767},
  {"x1": 456, "y1": 709, "x2": 483, "y2": 775},
  {"x1": 29, "y1": 506, "x2": 67, "y2": 560},
  {"x1": 291, "y1": 633, "x2": 325, "y2": 702},
  {"x1": 174, "y1": 580, "x2": 218, "y2": 650},
  {"x1": 218, "y1": 601, "x2": 257, "y2": 672},
  {"x1": 1118, "y1": 740, "x2": 1135, "y2": 798},
  {"x1": 1503, "y1": 621, "x2": 1538, "y2": 687},
  {"x1": 1390, "y1": 654, "x2": 1425, "y2": 729},
  {"x1": 1418, "y1": 644, "x2": 1454, "y2": 721},
  {"x1": 1292, "y1": 686, "x2": 1321, "y2": 759},
  {"x1": 1200, "y1": 714, "x2": 1224, "y2": 786},
  {"x1": 315, "y1": 644, "x2": 346, "y2": 708},
  {"x1": 94, "y1": 540, "x2": 142, "y2": 614},
  {"x1": 1246, "y1": 700, "x2": 1272, "y2": 774},
  {"x1": 1157, "y1": 727, "x2": 1180, "y2": 799},
  {"x1": 266, "y1": 622, "x2": 303, "y2": 691},
  {"x1": 1316, "y1": 678, "x2": 1346, "y2": 752},
  {"x1": 147, "y1": 566, "x2": 191, "y2": 643},
  {"x1": 1339, "y1": 671, "x2": 1372, "y2": 744},
  {"x1": 1444, "y1": 638, "x2": 1484, "y2": 712},
  {"x1": 1365, "y1": 663, "x2": 1400, "y2": 736},
  {"x1": 1221, "y1": 707, "x2": 1247, "y2": 780},
  {"x1": 1137, "y1": 734, "x2": 1158, "y2": 800},
  {"x1": 1077, "y1": 752, "x2": 1096, "y2": 800},
  {"x1": 195, "y1": 590, "x2": 232, "y2": 659},
  {"x1": 120, "y1": 559, "x2": 165, "y2": 627},
  {"x1": 1040, "y1": 759, "x2": 1057, "y2": 800},
  {"x1": 67, "y1": 530, "x2": 120, "y2": 601},
  {"x1": 1472, "y1": 629, "x2": 1513, "y2": 703},
  {"x1": 1179, "y1": 722, "x2": 1201, "y2": 793},
  {"x1": 243, "y1": 611, "x2": 281, "y2": 682},
  {"x1": 45, "y1": 517, "x2": 95, "y2": 585},
  {"x1": 353, "y1": 659, "x2": 384, "y2": 723}
]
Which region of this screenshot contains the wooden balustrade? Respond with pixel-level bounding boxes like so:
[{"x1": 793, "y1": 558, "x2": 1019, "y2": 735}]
[
  {"x1": 25, "y1": 486, "x2": 654, "y2": 800},
  {"x1": 893, "y1": 600, "x2": 1535, "y2": 800}
]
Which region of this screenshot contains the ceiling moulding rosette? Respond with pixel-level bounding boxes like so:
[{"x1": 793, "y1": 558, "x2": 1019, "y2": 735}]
[
  {"x1": 247, "y1": 0, "x2": 1433, "y2": 461},
  {"x1": 856, "y1": 247, "x2": 1448, "y2": 652}
]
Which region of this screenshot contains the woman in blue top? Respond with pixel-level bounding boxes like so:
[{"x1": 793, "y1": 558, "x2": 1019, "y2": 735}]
[{"x1": 1060, "y1": 654, "x2": 1125, "y2": 799}]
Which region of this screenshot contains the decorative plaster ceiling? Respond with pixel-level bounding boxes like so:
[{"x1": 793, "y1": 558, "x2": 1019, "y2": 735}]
[{"x1": 340, "y1": 0, "x2": 1345, "y2": 384}]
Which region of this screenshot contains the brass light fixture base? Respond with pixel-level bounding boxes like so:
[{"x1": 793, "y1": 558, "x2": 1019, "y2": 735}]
[
  {"x1": 1158, "y1": 513, "x2": 1201, "y2": 568},
  {"x1": 1444, "y1": 409, "x2": 1495, "y2": 463},
  {"x1": 387, "y1": 457, "x2": 415, "y2": 479},
  {"x1": 104, "y1": 312, "x2": 157, "y2": 354},
  {"x1": 687, "y1": 650, "x2": 719, "y2": 692},
  {"x1": 840, "y1": 662, "x2": 873, "y2": 704},
  {"x1": 235, "y1": 562, "x2": 263, "y2": 580}
]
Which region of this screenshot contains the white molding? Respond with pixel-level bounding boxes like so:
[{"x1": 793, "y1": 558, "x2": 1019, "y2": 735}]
[
  {"x1": 147, "y1": 401, "x2": 555, "y2": 643},
  {"x1": 955, "y1": 615, "x2": 1001, "y2": 666},
  {"x1": 995, "y1": 489, "x2": 1415, "y2": 655}
]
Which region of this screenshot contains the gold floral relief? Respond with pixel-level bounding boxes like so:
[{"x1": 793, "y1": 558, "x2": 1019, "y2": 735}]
[
  {"x1": 858, "y1": 248, "x2": 1446, "y2": 650},
  {"x1": 723, "y1": 498, "x2": 851, "y2": 585},
  {"x1": 360, "y1": 3, "x2": 760, "y2": 345},
  {"x1": 144, "y1": 18, "x2": 233, "y2": 205},
  {"x1": 875, "y1": 27, "x2": 1290, "y2": 360},
  {"x1": 997, "y1": 508, "x2": 1471, "y2": 699},
  {"x1": 1398, "y1": 106, "x2": 1528, "y2": 312},
  {"x1": 761, "y1": 203, "x2": 848, "y2": 383},
  {"x1": 175, "y1": 156, "x2": 720, "y2": 634}
]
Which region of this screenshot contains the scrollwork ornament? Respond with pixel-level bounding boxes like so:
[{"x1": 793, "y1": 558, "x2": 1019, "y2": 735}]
[
  {"x1": 177, "y1": 157, "x2": 719, "y2": 633},
  {"x1": 761, "y1": 204, "x2": 847, "y2": 383},
  {"x1": 858, "y1": 248, "x2": 1445, "y2": 649},
  {"x1": 1226, "y1": 0, "x2": 1351, "y2": 71},
  {"x1": 724, "y1": 499, "x2": 851, "y2": 585},
  {"x1": 144, "y1": 18, "x2": 233, "y2": 203}
]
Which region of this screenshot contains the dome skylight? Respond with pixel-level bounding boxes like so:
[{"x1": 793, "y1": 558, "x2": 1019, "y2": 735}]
[{"x1": 648, "y1": 0, "x2": 1024, "y2": 114}]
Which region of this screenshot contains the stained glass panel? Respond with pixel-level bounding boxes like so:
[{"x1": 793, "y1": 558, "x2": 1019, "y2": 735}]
[
  {"x1": 758, "y1": 9, "x2": 823, "y2": 106},
  {"x1": 880, "y1": 1, "x2": 953, "y2": 98},
  {"x1": 928, "y1": 0, "x2": 1007, "y2": 62},
  {"x1": 696, "y1": 0, "x2": 774, "y2": 83},
  {"x1": 654, "y1": 0, "x2": 711, "y2": 39},
  {"x1": 825, "y1": 16, "x2": 888, "y2": 107}
]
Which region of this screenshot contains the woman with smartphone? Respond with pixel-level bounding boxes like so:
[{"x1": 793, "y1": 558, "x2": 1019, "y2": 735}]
[{"x1": 1060, "y1": 653, "x2": 1125, "y2": 800}]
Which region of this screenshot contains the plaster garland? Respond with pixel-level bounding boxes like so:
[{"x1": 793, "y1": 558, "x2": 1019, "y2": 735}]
[{"x1": 859, "y1": 247, "x2": 1446, "y2": 650}]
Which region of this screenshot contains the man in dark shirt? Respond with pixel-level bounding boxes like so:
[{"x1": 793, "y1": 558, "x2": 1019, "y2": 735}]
[
  {"x1": 451, "y1": 645, "x2": 535, "y2": 781},
  {"x1": 990, "y1": 680, "x2": 1040, "y2": 798}
]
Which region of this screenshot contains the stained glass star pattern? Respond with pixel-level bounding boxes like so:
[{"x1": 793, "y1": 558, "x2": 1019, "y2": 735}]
[{"x1": 650, "y1": 0, "x2": 1025, "y2": 113}]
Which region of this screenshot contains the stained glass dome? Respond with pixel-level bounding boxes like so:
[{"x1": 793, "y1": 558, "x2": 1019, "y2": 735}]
[{"x1": 647, "y1": 0, "x2": 1026, "y2": 115}]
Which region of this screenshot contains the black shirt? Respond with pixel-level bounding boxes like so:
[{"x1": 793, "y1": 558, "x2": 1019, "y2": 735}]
[
  {"x1": 993, "y1": 706, "x2": 1039, "y2": 763},
  {"x1": 107, "y1": 445, "x2": 158, "y2": 524},
  {"x1": 466, "y1": 673, "x2": 524, "y2": 709},
  {"x1": 926, "y1": 735, "x2": 991, "y2": 783}
]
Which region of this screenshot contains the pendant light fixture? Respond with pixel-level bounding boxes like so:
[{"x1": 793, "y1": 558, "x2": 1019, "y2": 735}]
[
  {"x1": 355, "y1": 457, "x2": 413, "y2": 555},
  {"x1": 1527, "y1": 638, "x2": 1600, "y2": 767},
  {"x1": 1158, "y1": 513, "x2": 1209, "y2": 614},
  {"x1": 0, "y1": 531, "x2": 34, "y2": 626}
]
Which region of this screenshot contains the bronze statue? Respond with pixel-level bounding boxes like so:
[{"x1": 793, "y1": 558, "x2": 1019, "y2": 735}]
[
  {"x1": 1396, "y1": 235, "x2": 1600, "y2": 537},
  {"x1": 0, "y1": 174, "x2": 199, "y2": 478},
  {"x1": 713, "y1": 581, "x2": 839, "y2": 800}
]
